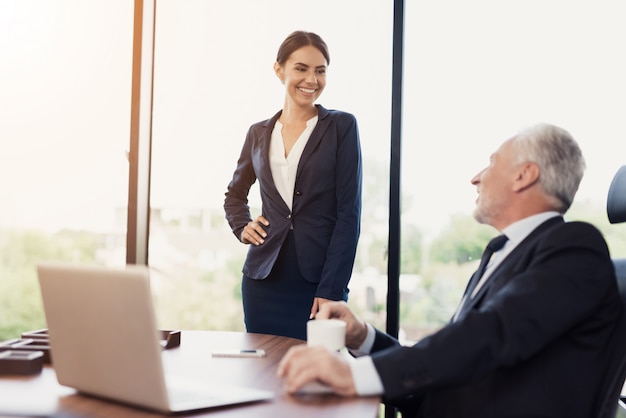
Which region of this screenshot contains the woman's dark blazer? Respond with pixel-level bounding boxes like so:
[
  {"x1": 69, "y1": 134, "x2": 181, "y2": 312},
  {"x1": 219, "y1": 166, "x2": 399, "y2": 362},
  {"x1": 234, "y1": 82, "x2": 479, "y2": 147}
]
[
  {"x1": 224, "y1": 105, "x2": 362, "y2": 300},
  {"x1": 369, "y1": 217, "x2": 623, "y2": 417}
]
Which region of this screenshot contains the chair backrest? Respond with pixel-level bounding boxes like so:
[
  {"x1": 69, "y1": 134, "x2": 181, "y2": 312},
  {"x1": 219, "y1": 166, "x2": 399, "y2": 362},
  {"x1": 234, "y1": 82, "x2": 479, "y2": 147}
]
[
  {"x1": 596, "y1": 165, "x2": 626, "y2": 418},
  {"x1": 608, "y1": 166, "x2": 626, "y2": 224},
  {"x1": 596, "y1": 259, "x2": 626, "y2": 418}
]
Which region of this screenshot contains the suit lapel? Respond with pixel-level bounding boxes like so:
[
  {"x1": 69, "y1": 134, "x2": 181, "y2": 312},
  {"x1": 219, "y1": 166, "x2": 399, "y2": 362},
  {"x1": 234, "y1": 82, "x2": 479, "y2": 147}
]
[
  {"x1": 462, "y1": 216, "x2": 565, "y2": 313},
  {"x1": 257, "y1": 111, "x2": 283, "y2": 198},
  {"x1": 296, "y1": 105, "x2": 330, "y2": 178},
  {"x1": 257, "y1": 110, "x2": 289, "y2": 213},
  {"x1": 257, "y1": 111, "x2": 282, "y2": 178}
]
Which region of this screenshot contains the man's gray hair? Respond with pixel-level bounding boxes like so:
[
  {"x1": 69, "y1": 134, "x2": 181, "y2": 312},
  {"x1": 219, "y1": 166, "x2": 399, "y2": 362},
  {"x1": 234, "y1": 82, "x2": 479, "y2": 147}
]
[{"x1": 511, "y1": 123, "x2": 586, "y2": 213}]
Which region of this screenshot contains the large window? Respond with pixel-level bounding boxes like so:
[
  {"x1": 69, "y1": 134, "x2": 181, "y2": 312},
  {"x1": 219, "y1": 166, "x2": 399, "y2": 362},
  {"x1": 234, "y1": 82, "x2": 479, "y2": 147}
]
[
  {"x1": 0, "y1": 0, "x2": 133, "y2": 340},
  {"x1": 4, "y1": 0, "x2": 626, "y2": 349},
  {"x1": 148, "y1": 0, "x2": 393, "y2": 332},
  {"x1": 401, "y1": 0, "x2": 626, "y2": 342}
]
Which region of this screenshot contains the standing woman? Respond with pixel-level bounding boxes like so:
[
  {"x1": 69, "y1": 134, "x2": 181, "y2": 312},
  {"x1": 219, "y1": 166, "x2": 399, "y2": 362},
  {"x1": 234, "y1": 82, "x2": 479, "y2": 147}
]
[{"x1": 224, "y1": 31, "x2": 362, "y2": 340}]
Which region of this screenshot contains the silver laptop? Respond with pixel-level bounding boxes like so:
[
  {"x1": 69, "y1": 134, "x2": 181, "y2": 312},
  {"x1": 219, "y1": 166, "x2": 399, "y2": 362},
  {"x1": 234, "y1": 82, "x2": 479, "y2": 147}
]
[{"x1": 37, "y1": 262, "x2": 273, "y2": 414}]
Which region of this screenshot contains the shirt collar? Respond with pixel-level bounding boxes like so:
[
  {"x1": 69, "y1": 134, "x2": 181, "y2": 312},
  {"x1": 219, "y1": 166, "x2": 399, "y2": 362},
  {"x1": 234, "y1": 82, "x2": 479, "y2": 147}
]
[{"x1": 502, "y1": 211, "x2": 561, "y2": 246}]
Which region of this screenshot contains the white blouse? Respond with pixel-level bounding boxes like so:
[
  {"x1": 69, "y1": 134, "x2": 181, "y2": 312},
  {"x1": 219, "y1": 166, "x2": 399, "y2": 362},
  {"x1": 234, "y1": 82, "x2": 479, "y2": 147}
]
[{"x1": 269, "y1": 115, "x2": 318, "y2": 210}]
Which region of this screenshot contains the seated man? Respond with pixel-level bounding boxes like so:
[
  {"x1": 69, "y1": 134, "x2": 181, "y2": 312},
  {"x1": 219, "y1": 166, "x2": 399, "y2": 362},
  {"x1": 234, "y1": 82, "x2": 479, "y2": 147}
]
[{"x1": 278, "y1": 123, "x2": 623, "y2": 418}]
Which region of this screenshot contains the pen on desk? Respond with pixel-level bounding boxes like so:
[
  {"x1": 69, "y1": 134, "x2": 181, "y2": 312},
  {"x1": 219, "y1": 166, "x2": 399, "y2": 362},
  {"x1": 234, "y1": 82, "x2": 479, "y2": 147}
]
[{"x1": 211, "y1": 349, "x2": 266, "y2": 358}]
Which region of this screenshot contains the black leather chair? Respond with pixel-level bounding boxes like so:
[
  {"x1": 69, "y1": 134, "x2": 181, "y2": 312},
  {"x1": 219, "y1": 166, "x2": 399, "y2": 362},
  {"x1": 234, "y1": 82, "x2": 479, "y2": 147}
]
[
  {"x1": 595, "y1": 165, "x2": 626, "y2": 418},
  {"x1": 608, "y1": 166, "x2": 626, "y2": 225}
]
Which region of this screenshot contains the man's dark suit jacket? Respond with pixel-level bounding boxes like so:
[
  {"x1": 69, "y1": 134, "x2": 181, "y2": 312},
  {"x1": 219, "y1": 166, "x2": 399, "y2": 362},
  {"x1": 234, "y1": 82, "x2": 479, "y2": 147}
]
[
  {"x1": 224, "y1": 105, "x2": 362, "y2": 300},
  {"x1": 370, "y1": 217, "x2": 623, "y2": 417}
]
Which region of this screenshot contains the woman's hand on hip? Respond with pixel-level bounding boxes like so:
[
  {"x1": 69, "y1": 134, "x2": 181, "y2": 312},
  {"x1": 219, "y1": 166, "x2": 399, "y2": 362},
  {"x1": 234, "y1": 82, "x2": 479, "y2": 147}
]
[{"x1": 241, "y1": 216, "x2": 269, "y2": 245}]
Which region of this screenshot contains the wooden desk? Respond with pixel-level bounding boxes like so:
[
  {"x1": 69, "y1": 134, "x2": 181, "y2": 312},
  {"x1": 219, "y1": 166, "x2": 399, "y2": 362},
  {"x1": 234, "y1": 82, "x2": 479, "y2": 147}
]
[{"x1": 0, "y1": 330, "x2": 380, "y2": 417}]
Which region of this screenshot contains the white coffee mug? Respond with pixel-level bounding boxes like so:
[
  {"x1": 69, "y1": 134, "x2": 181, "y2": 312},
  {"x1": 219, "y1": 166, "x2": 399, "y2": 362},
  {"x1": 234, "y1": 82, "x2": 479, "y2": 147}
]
[{"x1": 306, "y1": 319, "x2": 346, "y2": 351}]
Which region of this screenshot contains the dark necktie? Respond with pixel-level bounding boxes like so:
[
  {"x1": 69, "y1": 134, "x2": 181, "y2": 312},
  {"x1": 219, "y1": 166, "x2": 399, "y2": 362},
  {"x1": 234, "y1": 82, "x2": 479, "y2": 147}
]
[
  {"x1": 455, "y1": 234, "x2": 509, "y2": 321},
  {"x1": 473, "y1": 234, "x2": 509, "y2": 284}
]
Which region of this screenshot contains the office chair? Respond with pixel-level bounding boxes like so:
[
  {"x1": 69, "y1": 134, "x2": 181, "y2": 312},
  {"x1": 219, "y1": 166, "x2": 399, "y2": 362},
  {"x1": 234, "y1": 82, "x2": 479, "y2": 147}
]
[{"x1": 595, "y1": 165, "x2": 626, "y2": 418}]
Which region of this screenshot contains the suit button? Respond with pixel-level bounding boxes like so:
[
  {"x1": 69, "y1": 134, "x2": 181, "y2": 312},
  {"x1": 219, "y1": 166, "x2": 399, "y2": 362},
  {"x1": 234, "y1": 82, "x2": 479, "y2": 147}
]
[
  {"x1": 287, "y1": 214, "x2": 291, "y2": 219},
  {"x1": 295, "y1": 191, "x2": 302, "y2": 196}
]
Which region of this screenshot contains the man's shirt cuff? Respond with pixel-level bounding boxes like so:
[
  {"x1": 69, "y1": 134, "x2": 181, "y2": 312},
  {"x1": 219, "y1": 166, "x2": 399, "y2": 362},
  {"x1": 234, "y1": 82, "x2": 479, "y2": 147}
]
[
  {"x1": 348, "y1": 355, "x2": 384, "y2": 396},
  {"x1": 346, "y1": 323, "x2": 383, "y2": 396}
]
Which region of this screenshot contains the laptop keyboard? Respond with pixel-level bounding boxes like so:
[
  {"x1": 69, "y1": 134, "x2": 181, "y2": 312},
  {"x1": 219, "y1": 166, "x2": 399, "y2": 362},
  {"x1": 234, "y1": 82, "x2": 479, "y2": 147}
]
[{"x1": 168, "y1": 387, "x2": 217, "y2": 403}]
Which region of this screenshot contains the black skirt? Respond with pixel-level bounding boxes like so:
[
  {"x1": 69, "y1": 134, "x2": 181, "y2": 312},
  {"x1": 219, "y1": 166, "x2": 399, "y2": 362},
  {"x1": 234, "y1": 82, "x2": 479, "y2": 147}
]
[{"x1": 241, "y1": 231, "x2": 317, "y2": 341}]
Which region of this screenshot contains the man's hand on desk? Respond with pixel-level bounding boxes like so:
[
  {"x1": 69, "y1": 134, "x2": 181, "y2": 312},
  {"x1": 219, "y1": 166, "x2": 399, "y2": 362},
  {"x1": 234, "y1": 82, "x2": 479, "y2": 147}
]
[
  {"x1": 278, "y1": 301, "x2": 367, "y2": 396},
  {"x1": 277, "y1": 345, "x2": 357, "y2": 396},
  {"x1": 277, "y1": 301, "x2": 369, "y2": 396}
]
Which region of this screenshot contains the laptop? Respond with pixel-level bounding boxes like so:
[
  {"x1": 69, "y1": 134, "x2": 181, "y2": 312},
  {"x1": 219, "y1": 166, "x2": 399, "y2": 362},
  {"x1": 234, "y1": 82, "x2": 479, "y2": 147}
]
[{"x1": 36, "y1": 262, "x2": 273, "y2": 414}]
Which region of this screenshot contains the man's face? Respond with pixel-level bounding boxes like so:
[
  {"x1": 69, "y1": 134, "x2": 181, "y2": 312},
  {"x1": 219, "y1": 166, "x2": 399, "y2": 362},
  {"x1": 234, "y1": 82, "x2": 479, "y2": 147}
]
[{"x1": 471, "y1": 138, "x2": 518, "y2": 227}]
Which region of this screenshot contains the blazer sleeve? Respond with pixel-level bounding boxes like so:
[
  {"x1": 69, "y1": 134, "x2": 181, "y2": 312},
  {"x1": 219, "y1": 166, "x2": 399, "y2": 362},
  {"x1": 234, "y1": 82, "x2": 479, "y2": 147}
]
[
  {"x1": 372, "y1": 328, "x2": 402, "y2": 351},
  {"x1": 315, "y1": 112, "x2": 362, "y2": 300},
  {"x1": 369, "y1": 221, "x2": 618, "y2": 400},
  {"x1": 224, "y1": 126, "x2": 258, "y2": 240}
]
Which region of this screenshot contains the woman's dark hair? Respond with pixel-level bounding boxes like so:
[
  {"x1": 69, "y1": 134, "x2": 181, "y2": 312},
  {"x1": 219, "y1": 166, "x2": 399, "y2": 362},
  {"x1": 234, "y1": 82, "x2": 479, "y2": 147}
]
[{"x1": 276, "y1": 31, "x2": 330, "y2": 65}]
